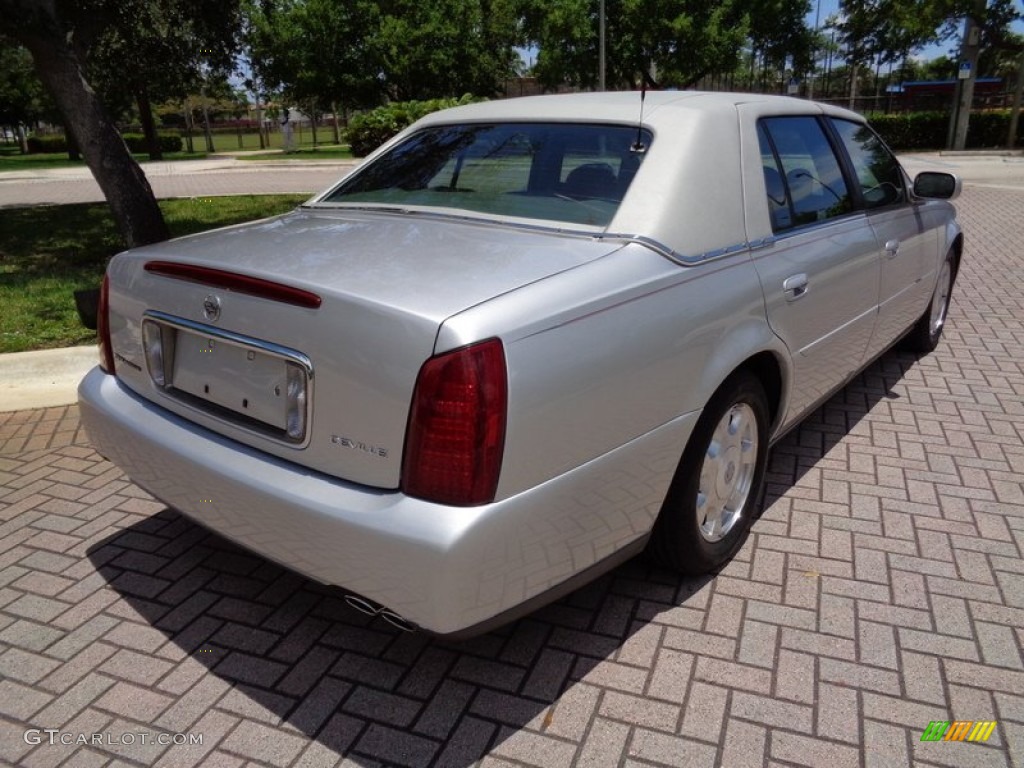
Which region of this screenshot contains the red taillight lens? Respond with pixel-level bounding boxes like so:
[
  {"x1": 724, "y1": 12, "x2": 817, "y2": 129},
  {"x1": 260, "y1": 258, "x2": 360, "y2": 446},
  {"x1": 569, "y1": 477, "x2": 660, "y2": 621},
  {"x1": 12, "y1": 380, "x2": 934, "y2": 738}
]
[
  {"x1": 97, "y1": 274, "x2": 115, "y2": 374},
  {"x1": 402, "y1": 339, "x2": 507, "y2": 506}
]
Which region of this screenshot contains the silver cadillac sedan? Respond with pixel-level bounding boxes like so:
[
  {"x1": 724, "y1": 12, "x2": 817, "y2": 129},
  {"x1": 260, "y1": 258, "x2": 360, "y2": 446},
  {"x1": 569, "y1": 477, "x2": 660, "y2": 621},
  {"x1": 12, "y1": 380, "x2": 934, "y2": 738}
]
[{"x1": 79, "y1": 92, "x2": 962, "y2": 637}]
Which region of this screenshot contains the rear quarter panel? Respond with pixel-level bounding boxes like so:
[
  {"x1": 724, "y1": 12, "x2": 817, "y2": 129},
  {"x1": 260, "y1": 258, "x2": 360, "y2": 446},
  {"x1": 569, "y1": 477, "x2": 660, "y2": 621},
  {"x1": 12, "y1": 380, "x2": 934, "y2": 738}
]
[{"x1": 438, "y1": 244, "x2": 788, "y2": 501}]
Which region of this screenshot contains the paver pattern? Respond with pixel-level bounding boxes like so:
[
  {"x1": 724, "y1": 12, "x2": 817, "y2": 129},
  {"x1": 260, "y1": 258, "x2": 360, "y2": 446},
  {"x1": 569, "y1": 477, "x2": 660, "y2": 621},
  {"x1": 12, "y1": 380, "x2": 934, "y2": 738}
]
[{"x1": 1, "y1": 184, "x2": 1022, "y2": 767}]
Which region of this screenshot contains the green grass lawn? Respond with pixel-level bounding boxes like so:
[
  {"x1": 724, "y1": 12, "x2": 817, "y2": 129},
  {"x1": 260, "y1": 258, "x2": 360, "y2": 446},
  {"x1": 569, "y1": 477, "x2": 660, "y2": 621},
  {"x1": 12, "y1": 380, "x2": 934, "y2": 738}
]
[
  {"x1": 0, "y1": 145, "x2": 211, "y2": 172},
  {"x1": 0, "y1": 194, "x2": 307, "y2": 354}
]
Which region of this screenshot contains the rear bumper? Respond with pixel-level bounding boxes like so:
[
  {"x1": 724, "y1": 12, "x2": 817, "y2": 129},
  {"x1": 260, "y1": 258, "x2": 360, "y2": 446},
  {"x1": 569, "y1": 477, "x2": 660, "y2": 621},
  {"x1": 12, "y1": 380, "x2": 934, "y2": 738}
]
[{"x1": 78, "y1": 367, "x2": 693, "y2": 635}]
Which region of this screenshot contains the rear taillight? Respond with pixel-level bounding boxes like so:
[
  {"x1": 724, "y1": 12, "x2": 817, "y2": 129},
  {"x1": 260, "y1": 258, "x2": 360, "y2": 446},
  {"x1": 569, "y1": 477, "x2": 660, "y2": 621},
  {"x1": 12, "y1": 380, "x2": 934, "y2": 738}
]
[
  {"x1": 97, "y1": 274, "x2": 115, "y2": 374},
  {"x1": 401, "y1": 339, "x2": 507, "y2": 506}
]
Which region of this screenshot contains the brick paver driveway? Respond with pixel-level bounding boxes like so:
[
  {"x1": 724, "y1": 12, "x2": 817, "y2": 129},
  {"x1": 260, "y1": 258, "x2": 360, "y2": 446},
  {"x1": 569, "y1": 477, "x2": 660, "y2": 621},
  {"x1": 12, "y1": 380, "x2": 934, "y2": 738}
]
[{"x1": 1, "y1": 185, "x2": 1022, "y2": 767}]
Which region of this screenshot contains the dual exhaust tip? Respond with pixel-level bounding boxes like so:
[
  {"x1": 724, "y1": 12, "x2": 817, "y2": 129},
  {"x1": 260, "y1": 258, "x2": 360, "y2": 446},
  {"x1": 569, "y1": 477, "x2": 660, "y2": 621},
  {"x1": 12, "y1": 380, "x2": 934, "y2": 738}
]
[{"x1": 344, "y1": 594, "x2": 417, "y2": 633}]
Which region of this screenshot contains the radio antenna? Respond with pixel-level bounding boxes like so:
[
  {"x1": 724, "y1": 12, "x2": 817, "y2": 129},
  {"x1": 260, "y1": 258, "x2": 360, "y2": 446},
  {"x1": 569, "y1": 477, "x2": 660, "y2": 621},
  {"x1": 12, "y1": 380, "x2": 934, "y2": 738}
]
[{"x1": 631, "y1": 69, "x2": 655, "y2": 154}]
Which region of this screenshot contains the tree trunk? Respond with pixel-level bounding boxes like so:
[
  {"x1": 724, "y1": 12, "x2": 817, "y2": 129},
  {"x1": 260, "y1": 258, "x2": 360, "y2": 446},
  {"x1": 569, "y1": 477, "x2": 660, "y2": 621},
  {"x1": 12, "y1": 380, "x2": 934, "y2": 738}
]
[
  {"x1": 64, "y1": 121, "x2": 81, "y2": 160},
  {"x1": 183, "y1": 101, "x2": 195, "y2": 153},
  {"x1": 331, "y1": 101, "x2": 340, "y2": 144},
  {"x1": 16, "y1": 124, "x2": 29, "y2": 154},
  {"x1": 20, "y1": 26, "x2": 169, "y2": 247},
  {"x1": 200, "y1": 90, "x2": 215, "y2": 153},
  {"x1": 135, "y1": 86, "x2": 163, "y2": 161}
]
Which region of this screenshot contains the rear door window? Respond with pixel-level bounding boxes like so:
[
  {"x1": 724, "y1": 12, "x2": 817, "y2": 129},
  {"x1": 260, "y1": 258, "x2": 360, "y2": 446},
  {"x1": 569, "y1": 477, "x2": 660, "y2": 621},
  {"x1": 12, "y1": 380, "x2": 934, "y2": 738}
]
[{"x1": 759, "y1": 116, "x2": 853, "y2": 231}]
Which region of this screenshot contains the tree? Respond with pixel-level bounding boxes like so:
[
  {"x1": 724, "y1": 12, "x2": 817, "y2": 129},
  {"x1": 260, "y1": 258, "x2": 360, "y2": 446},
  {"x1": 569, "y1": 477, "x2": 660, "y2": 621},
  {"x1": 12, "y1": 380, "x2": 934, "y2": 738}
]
[
  {"x1": 0, "y1": 0, "x2": 169, "y2": 247},
  {"x1": 246, "y1": 0, "x2": 383, "y2": 140},
  {"x1": 86, "y1": 0, "x2": 242, "y2": 160},
  {"x1": 833, "y1": 1, "x2": 1021, "y2": 144},
  {"x1": 0, "y1": 42, "x2": 49, "y2": 152},
  {"x1": 747, "y1": 0, "x2": 815, "y2": 90},
  {"x1": 834, "y1": 0, "x2": 1023, "y2": 72},
  {"x1": 524, "y1": 0, "x2": 758, "y2": 91},
  {"x1": 247, "y1": 0, "x2": 523, "y2": 118},
  {"x1": 375, "y1": 0, "x2": 524, "y2": 99}
]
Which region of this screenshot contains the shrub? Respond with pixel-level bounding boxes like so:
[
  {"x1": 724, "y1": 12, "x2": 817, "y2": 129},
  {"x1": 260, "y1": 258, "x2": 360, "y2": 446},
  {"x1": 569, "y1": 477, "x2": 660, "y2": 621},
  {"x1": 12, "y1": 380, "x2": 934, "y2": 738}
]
[
  {"x1": 28, "y1": 130, "x2": 185, "y2": 155},
  {"x1": 121, "y1": 130, "x2": 184, "y2": 154},
  {"x1": 346, "y1": 94, "x2": 482, "y2": 157},
  {"x1": 871, "y1": 109, "x2": 1022, "y2": 151},
  {"x1": 26, "y1": 135, "x2": 69, "y2": 154},
  {"x1": 870, "y1": 112, "x2": 949, "y2": 150}
]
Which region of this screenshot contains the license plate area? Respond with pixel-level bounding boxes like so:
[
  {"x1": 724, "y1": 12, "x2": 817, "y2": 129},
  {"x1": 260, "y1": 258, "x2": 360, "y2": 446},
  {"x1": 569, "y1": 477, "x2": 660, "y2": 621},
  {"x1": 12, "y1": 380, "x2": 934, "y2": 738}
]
[{"x1": 142, "y1": 311, "x2": 312, "y2": 446}]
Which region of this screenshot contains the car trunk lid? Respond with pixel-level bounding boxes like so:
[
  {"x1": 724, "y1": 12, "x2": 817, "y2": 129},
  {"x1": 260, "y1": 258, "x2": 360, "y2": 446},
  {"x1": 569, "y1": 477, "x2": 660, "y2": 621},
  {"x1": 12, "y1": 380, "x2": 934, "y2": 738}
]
[{"x1": 105, "y1": 208, "x2": 619, "y2": 489}]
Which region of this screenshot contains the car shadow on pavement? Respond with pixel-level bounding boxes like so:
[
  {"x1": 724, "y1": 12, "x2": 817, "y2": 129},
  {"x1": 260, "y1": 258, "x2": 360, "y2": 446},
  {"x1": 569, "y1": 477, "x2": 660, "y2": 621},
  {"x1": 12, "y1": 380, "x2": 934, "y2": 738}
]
[{"x1": 83, "y1": 347, "x2": 921, "y2": 767}]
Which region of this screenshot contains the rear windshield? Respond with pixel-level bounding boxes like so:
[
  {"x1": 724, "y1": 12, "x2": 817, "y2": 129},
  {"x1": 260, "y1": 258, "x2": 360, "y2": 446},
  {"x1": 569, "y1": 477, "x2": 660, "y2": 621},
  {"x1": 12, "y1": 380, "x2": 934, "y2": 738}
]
[{"x1": 318, "y1": 122, "x2": 652, "y2": 227}]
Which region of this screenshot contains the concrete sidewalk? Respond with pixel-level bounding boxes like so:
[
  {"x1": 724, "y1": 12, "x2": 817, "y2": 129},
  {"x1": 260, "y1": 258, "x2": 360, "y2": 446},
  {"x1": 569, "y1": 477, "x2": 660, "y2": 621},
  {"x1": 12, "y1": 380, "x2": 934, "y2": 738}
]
[{"x1": 0, "y1": 346, "x2": 98, "y2": 413}]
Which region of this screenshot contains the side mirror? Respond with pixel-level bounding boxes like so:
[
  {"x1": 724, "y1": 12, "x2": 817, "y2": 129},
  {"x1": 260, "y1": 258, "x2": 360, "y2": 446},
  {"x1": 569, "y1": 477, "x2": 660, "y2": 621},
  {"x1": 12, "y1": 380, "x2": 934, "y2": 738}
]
[{"x1": 913, "y1": 171, "x2": 961, "y2": 201}]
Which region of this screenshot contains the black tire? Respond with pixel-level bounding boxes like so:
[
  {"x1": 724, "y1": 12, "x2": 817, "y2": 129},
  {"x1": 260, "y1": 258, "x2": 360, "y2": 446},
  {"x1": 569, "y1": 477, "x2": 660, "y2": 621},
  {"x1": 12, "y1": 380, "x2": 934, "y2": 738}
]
[
  {"x1": 648, "y1": 371, "x2": 770, "y2": 575},
  {"x1": 906, "y1": 251, "x2": 955, "y2": 353}
]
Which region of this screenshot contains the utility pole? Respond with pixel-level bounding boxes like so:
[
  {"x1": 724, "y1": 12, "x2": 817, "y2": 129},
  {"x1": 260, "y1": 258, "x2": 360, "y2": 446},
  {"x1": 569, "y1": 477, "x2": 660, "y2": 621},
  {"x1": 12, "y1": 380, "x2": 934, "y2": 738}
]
[
  {"x1": 1008, "y1": 51, "x2": 1024, "y2": 149},
  {"x1": 950, "y1": 2, "x2": 984, "y2": 150},
  {"x1": 599, "y1": 0, "x2": 606, "y2": 90}
]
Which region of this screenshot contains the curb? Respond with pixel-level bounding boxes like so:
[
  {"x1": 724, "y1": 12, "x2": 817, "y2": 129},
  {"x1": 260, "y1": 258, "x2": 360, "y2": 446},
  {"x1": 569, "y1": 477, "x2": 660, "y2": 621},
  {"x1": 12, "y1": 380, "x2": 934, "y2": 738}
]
[{"x1": 0, "y1": 346, "x2": 97, "y2": 412}]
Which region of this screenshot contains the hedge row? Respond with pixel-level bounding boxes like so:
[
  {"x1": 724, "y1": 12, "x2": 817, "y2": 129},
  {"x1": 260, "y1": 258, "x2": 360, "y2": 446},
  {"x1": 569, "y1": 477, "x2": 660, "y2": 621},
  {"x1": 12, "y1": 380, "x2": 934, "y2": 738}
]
[
  {"x1": 345, "y1": 94, "x2": 481, "y2": 157},
  {"x1": 26, "y1": 130, "x2": 183, "y2": 154},
  {"x1": 121, "y1": 132, "x2": 184, "y2": 153},
  {"x1": 25, "y1": 135, "x2": 70, "y2": 154},
  {"x1": 871, "y1": 109, "x2": 1023, "y2": 150}
]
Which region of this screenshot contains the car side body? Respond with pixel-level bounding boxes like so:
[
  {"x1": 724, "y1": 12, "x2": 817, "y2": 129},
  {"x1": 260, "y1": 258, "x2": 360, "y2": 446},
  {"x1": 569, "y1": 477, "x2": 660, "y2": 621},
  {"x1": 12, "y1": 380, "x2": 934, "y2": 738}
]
[{"x1": 79, "y1": 92, "x2": 962, "y2": 636}]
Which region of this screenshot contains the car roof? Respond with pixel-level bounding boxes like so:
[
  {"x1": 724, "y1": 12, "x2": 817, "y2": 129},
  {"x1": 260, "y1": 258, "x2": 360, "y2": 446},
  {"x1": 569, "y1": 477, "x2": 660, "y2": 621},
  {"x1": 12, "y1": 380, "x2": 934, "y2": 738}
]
[
  {"x1": 414, "y1": 91, "x2": 866, "y2": 129},
  {"x1": 349, "y1": 92, "x2": 871, "y2": 260}
]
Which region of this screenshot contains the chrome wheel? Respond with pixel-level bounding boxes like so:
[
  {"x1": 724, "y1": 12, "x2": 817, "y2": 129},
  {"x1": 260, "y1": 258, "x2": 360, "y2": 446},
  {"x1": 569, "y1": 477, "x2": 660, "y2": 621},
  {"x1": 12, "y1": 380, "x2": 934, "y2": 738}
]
[
  {"x1": 696, "y1": 403, "x2": 758, "y2": 542},
  {"x1": 929, "y1": 258, "x2": 952, "y2": 338}
]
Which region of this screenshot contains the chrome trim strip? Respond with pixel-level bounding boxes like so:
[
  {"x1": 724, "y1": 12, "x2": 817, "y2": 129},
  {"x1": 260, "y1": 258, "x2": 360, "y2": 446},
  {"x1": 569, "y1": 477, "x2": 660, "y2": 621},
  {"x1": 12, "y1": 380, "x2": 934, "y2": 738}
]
[
  {"x1": 142, "y1": 310, "x2": 314, "y2": 449},
  {"x1": 599, "y1": 234, "x2": 760, "y2": 266}
]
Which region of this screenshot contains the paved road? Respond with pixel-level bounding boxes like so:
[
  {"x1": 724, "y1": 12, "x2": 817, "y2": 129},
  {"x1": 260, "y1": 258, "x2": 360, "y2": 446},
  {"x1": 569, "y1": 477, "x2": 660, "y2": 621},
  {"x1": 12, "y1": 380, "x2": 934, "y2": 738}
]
[
  {"x1": 1, "y1": 172, "x2": 1023, "y2": 767},
  {"x1": 0, "y1": 157, "x2": 359, "y2": 207}
]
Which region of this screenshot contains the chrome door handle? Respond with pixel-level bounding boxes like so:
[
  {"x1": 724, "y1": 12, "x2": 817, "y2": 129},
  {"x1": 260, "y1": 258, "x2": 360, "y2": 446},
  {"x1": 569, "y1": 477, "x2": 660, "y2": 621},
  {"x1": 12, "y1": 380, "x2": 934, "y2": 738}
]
[
  {"x1": 884, "y1": 239, "x2": 900, "y2": 257},
  {"x1": 782, "y1": 273, "x2": 809, "y2": 301}
]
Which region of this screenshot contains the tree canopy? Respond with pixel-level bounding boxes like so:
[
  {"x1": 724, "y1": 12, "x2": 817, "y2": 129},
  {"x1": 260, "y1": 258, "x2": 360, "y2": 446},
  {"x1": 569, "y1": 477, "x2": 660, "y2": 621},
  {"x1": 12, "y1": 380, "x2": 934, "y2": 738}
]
[
  {"x1": 247, "y1": 0, "x2": 526, "y2": 106},
  {"x1": 522, "y1": 0, "x2": 762, "y2": 90},
  {"x1": 832, "y1": 0, "x2": 1023, "y2": 70}
]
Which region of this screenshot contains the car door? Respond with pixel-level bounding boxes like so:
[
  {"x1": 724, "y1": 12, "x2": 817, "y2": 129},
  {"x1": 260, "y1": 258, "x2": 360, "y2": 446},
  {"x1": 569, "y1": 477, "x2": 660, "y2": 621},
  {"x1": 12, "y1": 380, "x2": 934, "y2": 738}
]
[
  {"x1": 753, "y1": 116, "x2": 881, "y2": 425},
  {"x1": 828, "y1": 118, "x2": 933, "y2": 352}
]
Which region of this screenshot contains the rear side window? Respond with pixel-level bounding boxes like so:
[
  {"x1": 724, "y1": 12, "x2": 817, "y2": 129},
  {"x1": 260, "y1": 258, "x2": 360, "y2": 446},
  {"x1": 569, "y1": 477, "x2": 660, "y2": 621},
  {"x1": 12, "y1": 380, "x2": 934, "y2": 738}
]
[
  {"x1": 830, "y1": 119, "x2": 905, "y2": 209},
  {"x1": 759, "y1": 117, "x2": 852, "y2": 231},
  {"x1": 319, "y1": 123, "x2": 651, "y2": 227}
]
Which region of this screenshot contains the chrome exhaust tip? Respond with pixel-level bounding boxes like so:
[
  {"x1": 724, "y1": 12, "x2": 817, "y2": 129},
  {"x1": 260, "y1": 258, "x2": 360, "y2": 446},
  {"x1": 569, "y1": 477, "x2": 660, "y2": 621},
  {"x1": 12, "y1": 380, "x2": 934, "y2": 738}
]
[
  {"x1": 344, "y1": 594, "x2": 416, "y2": 632},
  {"x1": 379, "y1": 610, "x2": 417, "y2": 633}
]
